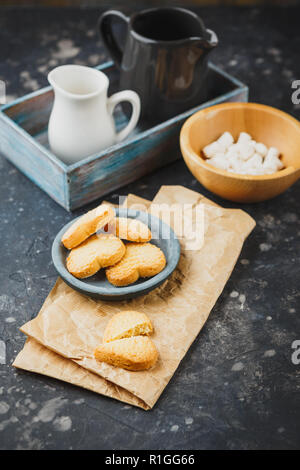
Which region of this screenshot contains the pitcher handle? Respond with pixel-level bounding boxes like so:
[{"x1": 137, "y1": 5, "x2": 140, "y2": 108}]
[
  {"x1": 98, "y1": 10, "x2": 129, "y2": 67},
  {"x1": 107, "y1": 90, "x2": 141, "y2": 143},
  {"x1": 206, "y1": 29, "x2": 218, "y2": 48}
]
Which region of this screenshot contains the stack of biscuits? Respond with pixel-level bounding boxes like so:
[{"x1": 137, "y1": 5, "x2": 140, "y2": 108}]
[
  {"x1": 94, "y1": 310, "x2": 158, "y2": 371},
  {"x1": 61, "y1": 204, "x2": 166, "y2": 286}
]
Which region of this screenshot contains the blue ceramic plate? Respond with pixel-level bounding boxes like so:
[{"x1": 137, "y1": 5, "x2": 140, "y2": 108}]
[{"x1": 52, "y1": 208, "x2": 181, "y2": 300}]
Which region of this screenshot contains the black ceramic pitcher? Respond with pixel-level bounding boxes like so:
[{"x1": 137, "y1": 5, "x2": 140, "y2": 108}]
[{"x1": 98, "y1": 7, "x2": 218, "y2": 123}]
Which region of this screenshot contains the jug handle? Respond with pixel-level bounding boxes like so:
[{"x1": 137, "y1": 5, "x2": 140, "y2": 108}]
[
  {"x1": 98, "y1": 10, "x2": 129, "y2": 67},
  {"x1": 107, "y1": 90, "x2": 141, "y2": 143},
  {"x1": 205, "y1": 29, "x2": 218, "y2": 49}
]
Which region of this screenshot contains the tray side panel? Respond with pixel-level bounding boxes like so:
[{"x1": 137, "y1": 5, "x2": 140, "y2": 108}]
[
  {"x1": 0, "y1": 114, "x2": 67, "y2": 208},
  {"x1": 4, "y1": 88, "x2": 53, "y2": 137},
  {"x1": 68, "y1": 124, "x2": 178, "y2": 210}
]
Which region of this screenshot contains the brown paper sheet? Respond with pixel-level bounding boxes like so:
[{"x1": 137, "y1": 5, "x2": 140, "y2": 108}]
[
  {"x1": 15, "y1": 338, "x2": 149, "y2": 409},
  {"x1": 14, "y1": 186, "x2": 255, "y2": 409}
]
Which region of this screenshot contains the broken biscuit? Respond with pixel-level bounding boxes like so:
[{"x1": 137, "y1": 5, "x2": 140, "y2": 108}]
[
  {"x1": 103, "y1": 310, "x2": 153, "y2": 343},
  {"x1": 94, "y1": 336, "x2": 158, "y2": 371}
]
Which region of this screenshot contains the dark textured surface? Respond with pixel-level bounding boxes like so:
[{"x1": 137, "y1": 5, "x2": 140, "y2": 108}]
[{"x1": 0, "y1": 5, "x2": 299, "y2": 450}]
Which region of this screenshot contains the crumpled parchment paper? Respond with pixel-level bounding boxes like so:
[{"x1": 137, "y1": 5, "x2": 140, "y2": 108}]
[{"x1": 13, "y1": 186, "x2": 255, "y2": 410}]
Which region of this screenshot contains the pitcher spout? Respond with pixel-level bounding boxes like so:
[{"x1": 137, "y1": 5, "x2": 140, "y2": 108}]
[
  {"x1": 48, "y1": 64, "x2": 109, "y2": 100},
  {"x1": 190, "y1": 29, "x2": 218, "y2": 51}
]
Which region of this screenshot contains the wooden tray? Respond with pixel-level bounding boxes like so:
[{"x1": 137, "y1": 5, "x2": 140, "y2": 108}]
[{"x1": 0, "y1": 62, "x2": 248, "y2": 211}]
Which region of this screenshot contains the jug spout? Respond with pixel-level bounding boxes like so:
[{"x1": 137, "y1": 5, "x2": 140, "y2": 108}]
[
  {"x1": 48, "y1": 64, "x2": 109, "y2": 100},
  {"x1": 191, "y1": 29, "x2": 218, "y2": 51}
]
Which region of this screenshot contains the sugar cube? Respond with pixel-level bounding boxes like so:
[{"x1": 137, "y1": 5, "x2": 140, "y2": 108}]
[
  {"x1": 228, "y1": 154, "x2": 244, "y2": 173},
  {"x1": 203, "y1": 141, "x2": 223, "y2": 158},
  {"x1": 238, "y1": 141, "x2": 255, "y2": 161},
  {"x1": 267, "y1": 147, "x2": 280, "y2": 159},
  {"x1": 255, "y1": 142, "x2": 268, "y2": 157},
  {"x1": 237, "y1": 132, "x2": 252, "y2": 144},
  {"x1": 217, "y1": 132, "x2": 234, "y2": 150},
  {"x1": 263, "y1": 151, "x2": 283, "y2": 172},
  {"x1": 226, "y1": 145, "x2": 239, "y2": 159},
  {"x1": 207, "y1": 154, "x2": 229, "y2": 170},
  {"x1": 244, "y1": 153, "x2": 263, "y2": 170}
]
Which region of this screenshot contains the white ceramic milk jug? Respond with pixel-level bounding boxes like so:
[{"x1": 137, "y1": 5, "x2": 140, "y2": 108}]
[{"x1": 48, "y1": 65, "x2": 141, "y2": 165}]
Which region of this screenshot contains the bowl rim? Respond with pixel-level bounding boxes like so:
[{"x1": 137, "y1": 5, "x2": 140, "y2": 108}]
[
  {"x1": 51, "y1": 207, "x2": 181, "y2": 299},
  {"x1": 180, "y1": 102, "x2": 300, "y2": 181}
]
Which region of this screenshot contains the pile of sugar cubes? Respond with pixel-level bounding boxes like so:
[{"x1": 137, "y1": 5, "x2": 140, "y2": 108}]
[{"x1": 202, "y1": 131, "x2": 284, "y2": 175}]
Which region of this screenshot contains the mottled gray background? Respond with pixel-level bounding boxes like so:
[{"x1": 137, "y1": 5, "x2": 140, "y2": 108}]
[{"x1": 0, "y1": 4, "x2": 299, "y2": 450}]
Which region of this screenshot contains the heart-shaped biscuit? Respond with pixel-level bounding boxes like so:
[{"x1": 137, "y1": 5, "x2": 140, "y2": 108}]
[
  {"x1": 106, "y1": 242, "x2": 166, "y2": 286},
  {"x1": 67, "y1": 234, "x2": 125, "y2": 279},
  {"x1": 113, "y1": 217, "x2": 151, "y2": 242},
  {"x1": 103, "y1": 310, "x2": 153, "y2": 343},
  {"x1": 94, "y1": 336, "x2": 158, "y2": 371},
  {"x1": 95, "y1": 310, "x2": 158, "y2": 371},
  {"x1": 62, "y1": 204, "x2": 115, "y2": 250}
]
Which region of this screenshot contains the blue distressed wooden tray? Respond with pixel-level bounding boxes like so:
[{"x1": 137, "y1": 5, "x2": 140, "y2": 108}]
[{"x1": 0, "y1": 61, "x2": 248, "y2": 211}]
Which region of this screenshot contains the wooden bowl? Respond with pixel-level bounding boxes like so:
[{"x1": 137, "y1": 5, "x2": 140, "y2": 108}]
[{"x1": 180, "y1": 102, "x2": 300, "y2": 203}]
